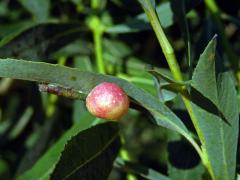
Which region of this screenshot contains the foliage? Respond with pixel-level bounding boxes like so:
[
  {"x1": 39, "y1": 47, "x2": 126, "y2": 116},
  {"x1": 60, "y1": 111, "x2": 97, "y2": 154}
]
[{"x1": 0, "y1": 0, "x2": 239, "y2": 179}]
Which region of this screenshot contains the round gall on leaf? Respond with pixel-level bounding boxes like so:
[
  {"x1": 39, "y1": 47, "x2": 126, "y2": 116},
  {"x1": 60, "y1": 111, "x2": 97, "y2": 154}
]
[{"x1": 86, "y1": 82, "x2": 129, "y2": 121}]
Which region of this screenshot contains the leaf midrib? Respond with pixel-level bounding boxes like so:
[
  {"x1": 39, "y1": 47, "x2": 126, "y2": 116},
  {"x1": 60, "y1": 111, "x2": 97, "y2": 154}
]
[{"x1": 63, "y1": 131, "x2": 119, "y2": 179}]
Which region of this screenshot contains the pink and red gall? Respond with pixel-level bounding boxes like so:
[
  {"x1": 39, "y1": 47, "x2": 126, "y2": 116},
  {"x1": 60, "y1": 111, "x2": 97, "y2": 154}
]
[{"x1": 86, "y1": 82, "x2": 129, "y2": 121}]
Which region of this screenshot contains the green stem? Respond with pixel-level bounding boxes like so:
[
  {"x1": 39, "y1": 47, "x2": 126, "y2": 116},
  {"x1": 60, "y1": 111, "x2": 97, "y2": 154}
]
[
  {"x1": 204, "y1": 0, "x2": 240, "y2": 85},
  {"x1": 144, "y1": 8, "x2": 182, "y2": 81},
  {"x1": 88, "y1": 16, "x2": 105, "y2": 74},
  {"x1": 140, "y1": 3, "x2": 215, "y2": 179},
  {"x1": 93, "y1": 25, "x2": 105, "y2": 74}
]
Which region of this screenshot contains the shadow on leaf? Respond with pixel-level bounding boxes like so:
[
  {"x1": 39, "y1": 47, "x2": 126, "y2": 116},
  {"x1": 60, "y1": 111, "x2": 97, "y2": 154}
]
[
  {"x1": 168, "y1": 140, "x2": 200, "y2": 169},
  {"x1": 190, "y1": 86, "x2": 230, "y2": 125}
]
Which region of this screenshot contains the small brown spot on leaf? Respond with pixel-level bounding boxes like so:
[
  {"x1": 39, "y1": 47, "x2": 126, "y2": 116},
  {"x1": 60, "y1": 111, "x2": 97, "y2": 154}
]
[{"x1": 209, "y1": 53, "x2": 215, "y2": 61}]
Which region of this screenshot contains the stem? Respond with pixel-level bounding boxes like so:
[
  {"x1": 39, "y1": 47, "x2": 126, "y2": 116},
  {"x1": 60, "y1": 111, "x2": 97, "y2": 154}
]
[
  {"x1": 89, "y1": 0, "x2": 105, "y2": 74},
  {"x1": 141, "y1": 3, "x2": 215, "y2": 179},
  {"x1": 88, "y1": 16, "x2": 105, "y2": 74},
  {"x1": 204, "y1": 0, "x2": 240, "y2": 85},
  {"x1": 144, "y1": 9, "x2": 182, "y2": 81},
  {"x1": 93, "y1": 25, "x2": 105, "y2": 74}
]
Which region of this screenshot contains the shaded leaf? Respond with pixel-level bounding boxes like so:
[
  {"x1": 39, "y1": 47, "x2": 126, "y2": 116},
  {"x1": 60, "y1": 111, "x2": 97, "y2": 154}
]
[
  {"x1": 18, "y1": 0, "x2": 50, "y2": 22},
  {"x1": 16, "y1": 120, "x2": 111, "y2": 179},
  {"x1": 191, "y1": 36, "x2": 239, "y2": 179},
  {"x1": 167, "y1": 139, "x2": 205, "y2": 180},
  {"x1": 115, "y1": 158, "x2": 170, "y2": 180},
  {"x1": 16, "y1": 114, "x2": 58, "y2": 176},
  {"x1": 51, "y1": 122, "x2": 120, "y2": 179},
  {"x1": 106, "y1": 0, "x2": 201, "y2": 34},
  {"x1": 170, "y1": 0, "x2": 192, "y2": 73},
  {"x1": 0, "y1": 23, "x2": 85, "y2": 61},
  {"x1": 0, "y1": 58, "x2": 199, "y2": 156},
  {"x1": 147, "y1": 67, "x2": 190, "y2": 101}
]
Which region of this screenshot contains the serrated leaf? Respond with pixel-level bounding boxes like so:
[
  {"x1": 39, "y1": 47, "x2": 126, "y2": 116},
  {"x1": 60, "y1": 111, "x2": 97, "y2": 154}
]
[
  {"x1": 191, "y1": 36, "x2": 239, "y2": 180},
  {"x1": 0, "y1": 23, "x2": 84, "y2": 61},
  {"x1": 51, "y1": 122, "x2": 120, "y2": 179},
  {"x1": 16, "y1": 121, "x2": 117, "y2": 180},
  {"x1": 0, "y1": 58, "x2": 198, "y2": 158}
]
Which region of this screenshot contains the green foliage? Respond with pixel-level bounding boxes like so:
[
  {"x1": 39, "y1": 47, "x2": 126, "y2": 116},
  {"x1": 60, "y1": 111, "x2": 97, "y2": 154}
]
[
  {"x1": 18, "y1": 122, "x2": 120, "y2": 180},
  {"x1": 18, "y1": 0, "x2": 50, "y2": 22},
  {"x1": 0, "y1": 0, "x2": 239, "y2": 179},
  {"x1": 0, "y1": 58, "x2": 196, "y2": 148},
  {"x1": 191, "y1": 37, "x2": 239, "y2": 179}
]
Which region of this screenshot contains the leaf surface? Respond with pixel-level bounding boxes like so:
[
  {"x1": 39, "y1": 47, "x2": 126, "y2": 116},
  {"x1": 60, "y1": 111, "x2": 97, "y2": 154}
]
[
  {"x1": 0, "y1": 23, "x2": 84, "y2": 61},
  {"x1": 17, "y1": 122, "x2": 120, "y2": 180},
  {"x1": 191, "y1": 36, "x2": 239, "y2": 180},
  {"x1": 0, "y1": 58, "x2": 198, "y2": 155}
]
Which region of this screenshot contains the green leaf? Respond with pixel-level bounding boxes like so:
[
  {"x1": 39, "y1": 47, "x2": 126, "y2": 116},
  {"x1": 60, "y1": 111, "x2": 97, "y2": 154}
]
[
  {"x1": 16, "y1": 115, "x2": 60, "y2": 176},
  {"x1": 51, "y1": 122, "x2": 120, "y2": 179},
  {"x1": 115, "y1": 158, "x2": 170, "y2": 180},
  {"x1": 0, "y1": 58, "x2": 199, "y2": 156},
  {"x1": 106, "y1": 0, "x2": 200, "y2": 34},
  {"x1": 191, "y1": 36, "x2": 239, "y2": 179},
  {"x1": 17, "y1": 121, "x2": 119, "y2": 180},
  {"x1": 167, "y1": 133, "x2": 205, "y2": 180},
  {"x1": 168, "y1": 162, "x2": 205, "y2": 180},
  {"x1": 0, "y1": 23, "x2": 84, "y2": 61},
  {"x1": 18, "y1": 0, "x2": 50, "y2": 22},
  {"x1": 0, "y1": 20, "x2": 34, "y2": 38},
  {"x1": 147, "y1": 67, "x2": 190, "y2": 101},
  {"x1": 106, "y1": 2, "x2": 169, "y2": 33}
]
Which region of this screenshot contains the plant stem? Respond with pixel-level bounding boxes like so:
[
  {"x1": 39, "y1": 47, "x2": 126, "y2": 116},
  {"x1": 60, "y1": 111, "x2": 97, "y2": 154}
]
[
  {"x1": 93, "y1": 24, "x2": 105, "y2": 74},
  {"x1": 89, "y1": 0, "x2": 105, "y2": 74},
  {"x1": 141, "y1": 3, "x2": 215, "y2": 179},
  {"x1": 88, "y1": 15, "x2": 105, "y2": 74},
  {"x1": 144, "y1": 9, "x2": 182, "y2": 81},
  {"x1": 204, "y1": 0, "x2": 240, "y2": 85}
]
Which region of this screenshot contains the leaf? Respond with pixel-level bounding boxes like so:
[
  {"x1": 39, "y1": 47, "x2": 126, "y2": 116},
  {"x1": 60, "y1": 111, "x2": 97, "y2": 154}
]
[
  {"x1": 147, "y1": 66, "x2": 190, "y2": 86},
  {"x1": 0, "y1": 23, "x2": 84, "y2": 61},
  {"x1": 191, "y1": 36, "x2": 239, "y2": 179},
  {"x1": 17, "y1": 121, "x2": 119, "y2": 180},
  {"x1": 167, "y1": 133, "x2": 205, "y2": 180},
  {"x1": 115, "y1": 158, "x2": 170, "y2": 180},
  {"x1": 18, "y1": 0, "x2": 50, "y2": 22},
  {"x1": 147, "y1": 67, "x2": 190, "y2": 101},
  {"x1": 0, "y1": 20, "x2": 34, "y2": 38},
  {"x1": 51, "y1": 122, "x2": 120, "y2": 179},
  {"x1": 16, "y1": 114, "x2": 59, "y2": 176},
  {"x1": 106, "y1": 2, "x2": 170, "y2": 33},
  {"x1": 0, "y1": 58, "x2": 199, "y2": 156},
  {"x1": 8, "y1": 106, "x2": 33, "y2": 140},
  {"x1": 106, "y1": 0, "x2": 201, "y2": 34}
]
